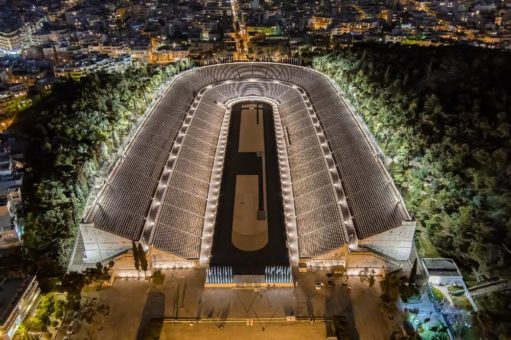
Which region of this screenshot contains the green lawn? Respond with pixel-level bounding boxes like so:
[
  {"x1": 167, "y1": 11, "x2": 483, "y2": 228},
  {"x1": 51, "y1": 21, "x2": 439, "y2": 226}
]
[{"x1": 430, "y1": 286, "x2": 445, "y2": 303}]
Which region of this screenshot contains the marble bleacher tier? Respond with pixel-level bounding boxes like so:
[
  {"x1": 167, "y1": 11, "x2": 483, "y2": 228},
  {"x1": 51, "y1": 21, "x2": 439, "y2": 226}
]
[
  {"x1": 88, "y1": 63, "x2": 410, "y2": 260},
  {"x1": 150, "y1": 97, "x2": 222, "y2": 256}
]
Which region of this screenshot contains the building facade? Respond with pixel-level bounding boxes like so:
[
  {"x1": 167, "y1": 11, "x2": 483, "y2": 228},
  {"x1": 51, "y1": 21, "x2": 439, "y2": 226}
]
[{"x1": 0, "y1": 276, "x2": 40, "y2": 340}]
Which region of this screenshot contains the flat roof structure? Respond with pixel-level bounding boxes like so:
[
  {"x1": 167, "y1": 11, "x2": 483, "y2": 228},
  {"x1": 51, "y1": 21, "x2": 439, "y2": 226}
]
[
  {"x1": 0, "y1": 275, "x2": 40, "y2": 340},
  {"x1": 81, "y1": 62, "x2": 414, "y2": 267},
  {"x1": 422, "y1": 258, "x2": 462, "y2": 277}
]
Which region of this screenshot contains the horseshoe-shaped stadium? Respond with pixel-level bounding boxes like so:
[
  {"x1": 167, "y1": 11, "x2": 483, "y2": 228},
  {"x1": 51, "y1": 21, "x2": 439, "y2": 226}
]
[{"x1": 75, "y1": 62, "x2": 416, "y2": 274}]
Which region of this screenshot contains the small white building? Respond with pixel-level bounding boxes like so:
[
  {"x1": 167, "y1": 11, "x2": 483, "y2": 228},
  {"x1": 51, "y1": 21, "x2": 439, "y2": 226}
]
[{"x1": 422, "y1": 258, "x2": 463, "y2": 285}]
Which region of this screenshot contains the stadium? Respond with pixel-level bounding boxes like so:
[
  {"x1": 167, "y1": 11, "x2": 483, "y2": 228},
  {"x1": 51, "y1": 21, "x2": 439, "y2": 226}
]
[{"x1": 72, "y1": 62, "x2": 416, "y2": 281}]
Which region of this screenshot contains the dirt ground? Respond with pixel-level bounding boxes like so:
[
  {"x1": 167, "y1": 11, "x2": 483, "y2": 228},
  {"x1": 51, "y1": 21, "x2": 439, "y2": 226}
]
[{"x1": 232, "y1": 174, "x2": 268, "y2": 251}]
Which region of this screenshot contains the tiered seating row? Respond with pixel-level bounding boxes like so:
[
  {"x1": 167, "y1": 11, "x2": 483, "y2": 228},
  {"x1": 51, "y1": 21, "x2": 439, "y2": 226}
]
[
  {"x1": 276, "y1": 87, "x2": 347, "y2": 257},
  {"x1": 312, "y1": 92, "x2": 409, "y2": 238},
  {"x1": 89, "y1": 62, "x2": 410, "y2": 260},
  {"x1": 151, "y1": 97, "x2": 225, "y2": 257},
  {"x1": 92, "y1": 81, "x2": 191, "y2": 240}
]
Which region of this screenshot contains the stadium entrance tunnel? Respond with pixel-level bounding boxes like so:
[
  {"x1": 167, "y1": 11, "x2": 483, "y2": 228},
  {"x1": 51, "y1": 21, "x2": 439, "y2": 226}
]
[{"x1": 210, "y1": 102, "x2": 289, "y2": 275}]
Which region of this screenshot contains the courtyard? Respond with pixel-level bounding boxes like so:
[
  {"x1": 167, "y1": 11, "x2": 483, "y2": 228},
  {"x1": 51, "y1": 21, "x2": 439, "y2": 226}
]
[{"x1": 57, "y1": 269, "x2": 403, "y2": 340}]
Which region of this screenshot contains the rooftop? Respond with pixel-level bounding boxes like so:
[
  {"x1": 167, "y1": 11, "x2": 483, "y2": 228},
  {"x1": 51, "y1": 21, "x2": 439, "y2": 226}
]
[
  {"x1": 423, "y1": 258, "x2": 462, "y2": 277},
  {"x1": 0, "y1": 276, "x2": 34, "y2": 327}
]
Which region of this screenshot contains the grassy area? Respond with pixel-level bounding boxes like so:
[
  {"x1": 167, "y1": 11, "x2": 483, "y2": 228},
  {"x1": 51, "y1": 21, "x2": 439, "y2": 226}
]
[
  {"x1": 416, "y1": 232, "x2": 440, "y2": 258},
  {"x1": 452, "y1": 296, "x2": 473, "y2": 311},
  {"x1": 431, "y1": 286, "x2": 445, "y2": 303}
]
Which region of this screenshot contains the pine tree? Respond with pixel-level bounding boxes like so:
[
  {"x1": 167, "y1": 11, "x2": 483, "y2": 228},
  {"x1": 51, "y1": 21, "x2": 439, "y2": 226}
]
[
  {"x1": 138, "y1": 243, "x2": 148, "y2": 272},
  {"x1": 132, "y1": 241, "x2": 140, "y2": 271},
  {"x1": 409, "y1": 258, "x2": 418, "y2": 286}
]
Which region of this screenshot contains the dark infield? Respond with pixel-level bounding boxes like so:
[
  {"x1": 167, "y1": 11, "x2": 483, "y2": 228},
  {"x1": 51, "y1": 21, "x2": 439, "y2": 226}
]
[{"x1": 210, "y1": 102, "x2": 289, "y2": 274}]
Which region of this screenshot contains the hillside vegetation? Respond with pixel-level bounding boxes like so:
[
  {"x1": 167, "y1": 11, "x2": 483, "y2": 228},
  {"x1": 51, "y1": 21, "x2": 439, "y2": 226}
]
[
  {"x1": 12, "y1": 61, "x2": 191, "y2": 273},
  {"x1": 313, "y1": 45, "x2": 510, "y2": 280},
  {"x1": 313, "y1": 44, "x2": 510, "y2": 337}
]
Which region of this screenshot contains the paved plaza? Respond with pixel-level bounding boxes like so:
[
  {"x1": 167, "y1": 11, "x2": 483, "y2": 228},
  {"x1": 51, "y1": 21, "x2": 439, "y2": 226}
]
[
  {"x1": 160, "y1": 322, "x2": 329, "y2": 340},
  {"x1": 62, "y1": 269, "x2": 403, "y2": 340}
]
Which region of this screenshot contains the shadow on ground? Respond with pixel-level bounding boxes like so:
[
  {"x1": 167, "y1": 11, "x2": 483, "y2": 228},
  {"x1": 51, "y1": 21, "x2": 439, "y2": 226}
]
[{"x1": 136, "y1": 290, "x2": 165, "y2": 340}]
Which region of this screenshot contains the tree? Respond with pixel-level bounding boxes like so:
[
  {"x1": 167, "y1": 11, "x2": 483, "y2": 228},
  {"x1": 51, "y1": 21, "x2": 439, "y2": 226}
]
[
  {"x1": 312, "y1": 45, "x2": 511, "y2": 281},
  {"x1": 368, "y1": 273, "x2": 376, "y2": 287},
  {"x1": 138, "y1": 243, "x2": 148, "y2": 272},
  {"x1": 132, "y1": 241, "x2": 140, "y2": 271},
  {"x1": 152, "y1": 270, "x2": 165, "y2": 285},
  {"x1": 380, "y1": 272, "x2": 400, "y2": 308},
  {"x1": 409, "y1": 258, "x2": 418, "y2": 286},
  {"x1": 15, "y1": 60, "x2": 192, "y2": 274},
  {"x1": 15, "y1": 319, "x2": 40, "y2": 340},
  {"x1": 83, "y1": 263, "x2": 111, "y2": 285}
]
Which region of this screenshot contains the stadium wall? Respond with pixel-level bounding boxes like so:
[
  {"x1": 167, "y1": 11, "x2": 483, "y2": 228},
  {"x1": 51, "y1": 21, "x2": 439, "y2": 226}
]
[
  {"x1": 73, "y1": 62, "x2": 416, "y2": 273},
  {"x1": 79, "y1": 222, "x2": 132, "y2": 265},
  {"x1": 356, "y1": 221, "x2": 416, "y2": 260}
]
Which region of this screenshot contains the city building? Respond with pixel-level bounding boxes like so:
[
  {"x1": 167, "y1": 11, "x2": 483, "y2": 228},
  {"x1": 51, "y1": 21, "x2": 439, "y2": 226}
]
[
  {"x1": 0, "y1": 30, "x2": 24, "y2": 56},
  {"x1": 0, "y1": 135, "x2": 24, "y2": 249},
  {"x1": 0, "y1": 188, "x2": 22, "y2": 250},
  {"x1": 0, "y1": 276, "x2": 40, "y2": 340},
  {"x1": 0, "y1": 85, "x2": 31, "y2": 116},
  {"x1": 0, "y1": 9, "x2": 44, "y2": 56},
  {"x1": 422, "y1": 258, "x2": 464, "y2": 286},
  {"x1": 309, "y1": 16, "x2": 333, "y2": 31},
  {"x1": 53, "y1": 54, "x2": 132, "y2": 80}
]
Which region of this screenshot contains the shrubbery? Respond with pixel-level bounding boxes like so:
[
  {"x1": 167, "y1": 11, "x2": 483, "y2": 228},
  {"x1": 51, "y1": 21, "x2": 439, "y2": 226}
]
[
  {"x1": 312, "y1": 43, "x2": 511, "y2": 337},
  {"x1": 12, "y1": 60, "x2": 192, "y2": 273},
  {"x1": 313, "y1": 44, "x2": 511, "y2": 281}
]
